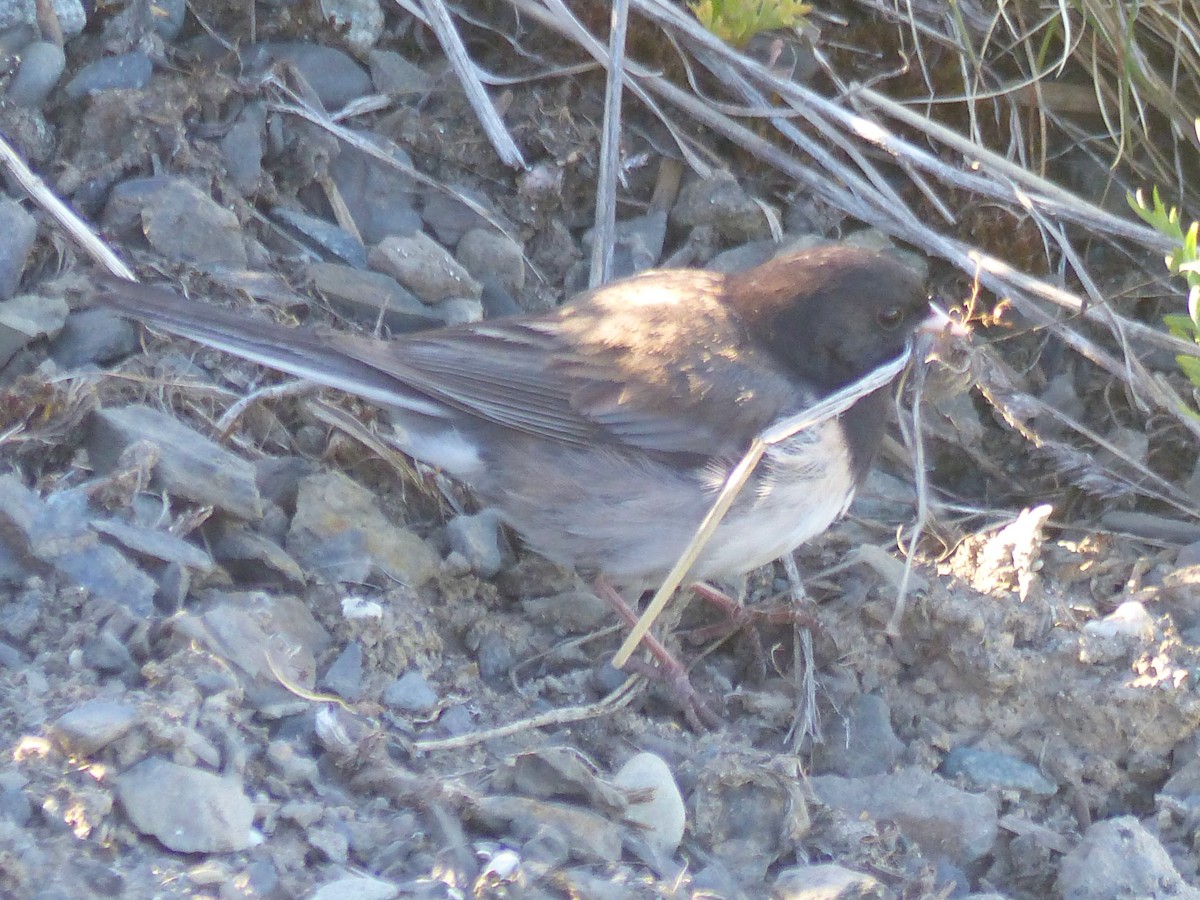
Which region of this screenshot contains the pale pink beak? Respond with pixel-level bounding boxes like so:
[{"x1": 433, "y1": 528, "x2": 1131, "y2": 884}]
[{"x1": 920, "y1": 302, "x2": 970, "y2": 338}]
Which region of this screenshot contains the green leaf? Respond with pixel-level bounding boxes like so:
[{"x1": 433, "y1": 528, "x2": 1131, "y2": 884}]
[{"x1": 1177, "y1": 354, "x2": 1200, "y2": 389}]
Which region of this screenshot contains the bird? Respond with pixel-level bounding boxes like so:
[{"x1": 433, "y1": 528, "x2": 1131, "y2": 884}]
[{"x1": 95, "y1": 244, "x2": 953, "y2": 720}]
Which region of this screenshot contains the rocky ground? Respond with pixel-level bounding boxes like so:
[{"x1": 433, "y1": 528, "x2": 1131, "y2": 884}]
[{"x1": 0, "y1": 1, "x2": 1199, "y2": 898}]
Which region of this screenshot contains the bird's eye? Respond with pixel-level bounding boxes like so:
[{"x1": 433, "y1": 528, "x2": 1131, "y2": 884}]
[{"x1": 877, "y1": 307, "x2": 905, "y2": 329}]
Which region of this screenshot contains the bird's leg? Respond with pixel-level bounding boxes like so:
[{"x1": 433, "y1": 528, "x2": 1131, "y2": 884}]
[
  {"x1": 592, "y1": 577, "x2": 722, "y2": 730},
  {"x1": 681, "y1": 580, "x2": 818, "y2": 646}
]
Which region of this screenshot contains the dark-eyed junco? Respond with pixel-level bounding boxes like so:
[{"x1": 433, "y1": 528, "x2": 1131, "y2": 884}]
[{"x1": 96, "y1": 244, "x2": 949, "y2": 705}]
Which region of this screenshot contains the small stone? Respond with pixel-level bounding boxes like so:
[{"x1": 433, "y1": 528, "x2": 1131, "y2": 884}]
[
  {"x1": 49, "y1": 699, "x2": 138, "y2": 756},
  {"x1": 368, "y1": 231, "x2": 482, "y2": 304},
  {"x1": 272, "y1": 206, "x2": 366, "y2": 268},
  {"x1": 64, "y1": 51, "x2": 152, "y2": 98},
  {"x1": 941, "y1": 748, "x2": 1057, "y2": 796},
  {"x1": 612, "y1": 752, "x2": 686, "y2": 857},
  {"x1": 116, "y1": 758, "x2": 255, "y2": 853},
  {"x1": 318, "y1": 0, "x2": 384, "y2": 54},
  {"x1": 172, "y1": 593, "x2": 331, "y2": 713},
  {"x1": 49, "y1": 308, "x2": 137, "y2": 367},
  {"x1": 307, "y1": 262, "x2": 439, "y2": 333},
  {"x1": 139, "y1": 179, "x2": 248, "y2": 268},
  {"x1": 1056, "y1": 815, "x2": 1200, "y2": 899},
  {"x1": 87, "y1": 405, "x2": 263, "y2": 520},
  {"x1": 91, "y1": 517, "x2": 214, "y2": 572},
  {"x1": 456, "y1": 229, "x2": 525, "y2": 294},
  {"x1": 0, "y1": 199, "x2": 37, "y2": 300},
  {"x1": 286, "y1": 470, "x2": 438, "y2": 586},
  {"x1": 445, "y1": 509, "x2": 505, "y2": 577},
  {"x1": 0, "y1": 1, "x2": 86, "y2": 38},
  {"x1": 6, "y1": 40, "x2": 64, "y2": 107},
  {"x1": 704, "y1": 239, "x2": 778, "y2": 274},
  {"x1": 421, "y1": 187, "x2": 497, "y2": 247},
  {"x1": 581, "y1": 211, "x2": 667, "y2": 278},
  {"x1": 320, "y1": 642, "x2": 364, "y2": 702},
  {"x1": 434, "y1": 297, "x2": 483, "y2": 326},
  {"x1": 772, "y1": 863, "x2": 884, "y2": 899},
  {"x1": 475, "y1": 795, "x2": 622, "y2": 864},
  {"x1": 0, "y1": 292, "x2": 69, "y2": 367},
  {"x1": 309, "y1": 875, "x2": 398, "y2": 900},
  {"x1": 242, "y1": 42, "x2": 371, "y2": 109},
  {"x1": 81, "y1": 630, "x2": 136, "y2": 675},
  {"x1": 812, "y1": 769, "x2": 998, "y2": 866},
  {"x1": 671, "y1": 172, "x2": 775, "y2": 243},
  {"x1": 149, "y1": 0, "x2": 186, "y2": 39},
  {"x1": 367, "y1": 49, "x2": 432, "y2": 96},
  {"x1": 812, "y1": 693, "x2": 904, "y2": 778},
  {"x1": 329, "y1": 142, "x2": 421, "y2": 245},
  {"x1": 220, "y1": 102, "x2": 266, "y2": 196},
  {"x1": 383, "y1": 670, "x2": 437, "y2": 713}
]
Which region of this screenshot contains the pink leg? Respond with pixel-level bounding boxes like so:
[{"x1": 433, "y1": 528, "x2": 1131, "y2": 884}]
[{"x1": 593, "y1": 577, "x2": 723, "y2": 730}]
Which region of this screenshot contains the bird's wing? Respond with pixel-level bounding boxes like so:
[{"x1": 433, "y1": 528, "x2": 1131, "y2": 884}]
[{"x1": 96, "y1": 273, "x2": 812, "y2": 461}]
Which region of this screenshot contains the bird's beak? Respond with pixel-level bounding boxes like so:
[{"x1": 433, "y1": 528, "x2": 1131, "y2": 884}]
[{"x1": 920, "y1": 302, "x2": 970, "y2": 338}]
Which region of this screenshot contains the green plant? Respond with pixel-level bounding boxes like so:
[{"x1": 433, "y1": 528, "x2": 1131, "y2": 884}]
[
  {"x1": 689, "y1": 0, "x2": 811, "y2": 48},
  {"x1": 1130, "y1": 176, "x2": 1200, "y2": 388}
]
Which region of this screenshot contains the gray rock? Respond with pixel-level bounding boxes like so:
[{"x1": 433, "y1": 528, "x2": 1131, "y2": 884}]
[
  {"x1": 91, "y1": 517, "x2": 214, "y2": 572},
  {"x1": 0, "y1": 640, "x2": 23, "y2": 668},
  {"x1": 445, "y1": 509, "x2": 505, "y2": 577},
  {"x1": 0, "y1": 0, "x2": 86, "y2": 37},
  {"x1": 0, "y1": 477, "x2": 157, "y2": 615},
  {"x1": 475, "y1": 795, "x2": 622, "y2": 864},
  {"x1": 116, "y1": 758, "x2": 255, "y2": 853},
  {"x1": 456, "y1": 229, "x2": 525, "y2": 294},
  {"x1": 220, "y1": 102, "x2": 266, "y2": 196},
  {"x1": 318, "y1": 0, "x2": 384, "y2": 54},
  {"x1": 139, "y1": 179, "x2": 248, "y2": 268},
  {"x1": 813, "y1": 693, "x2": 904, "y2": 777},
  {"x1": 210, "y1": 524, "x2": 305, "y2": 584},
  {"x1": 582, "y1": 211, "x2": 667, "y2": 278},
  {"x1": 307, "y1": 262, "x2": 439, "y2": 333},
  {"x1": 479, "y1": 276, "x2": 522, "y2": 319},
  {"x1": 87, "y1": 405, "x2": 263, "y2": 520},
  {"x1": 286, "y1": 470, "x2": 438, "y2": 586},
  {"x1": 172, "y1": 592, "x2": 331, "y2": 713},
  {"x1": 149, "y1": 0, "x2": 186, "y2": 40},
  {"x1": 940, "y1": 748, "x2": 1057, "y2": 796},
  {"x1": 7, "y1": 40, "x2": 64, "y2": 107},
  {"x1": 242, "y1": 42, "x2": 371, "y2": 109},
  {"x1": 0, "y1": 292, "x2": 68, "y2": 367},
  {"x1": 367, "y1": 48, "x2": 432, "y2": 96},
  {"x1": 49, "y1": 308, "x2": 137, "y2": 367},
  {"x1": 272, "y1": 206, "x2": 366, "y2": 268},
  {"x1": 671, "y1": 172, "x2": 775, "y2": 243},
  {"x1": 320, "y1": 642, "x2": 364, "y2": 702},
  {"x1": 0, "y1": 772, "x2": 31, "y2": 826},
  {"x1": 612, "y1": 752, "x2": 686, "y2": 858},
  {"x1": 103, "y1": 176, "x2": 179, "y2": 234},
  {"x1": 0, "y1": 198, "x2": 36, "y2": 299},
  {"x1": 309, "y1": 875, "x2": 398, "y2": 900},
  {"x1": 420, "y1": 188, "x2": 497, "y2": 247},
  {"x1": 368, "y1": 232, "x2": 481, "y2": 304},
  {"x1": 49, "y1": 699, "x2": 138, "y2": 756},
  {"x1": 705, "y1": 239, "x2": 779, "y2": 274},
  {"x1": 64, "y1": 51, "x2": 152, "y2": 98},
  {"x1": 383, "y1": 670, "x2": 437, "y2": 713},
  {"x1": 1056, "y1": 815, "x2": 1200, "y2": 899},
  {"x1": 812, "y1": 768, "x2": 998, "y2": 866},
  {"x1": 329, "y1": 141, "x2": 421, "y2": 245},
  {"x1": 82, "y1": 629, "x2": 136, "y2": 675},
  {"x1": 433, "y1": 297, "x2": 483, "y2": 326},
  {"x1": 772, "y1": 863, "x2": 885, "y2": 899}
]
